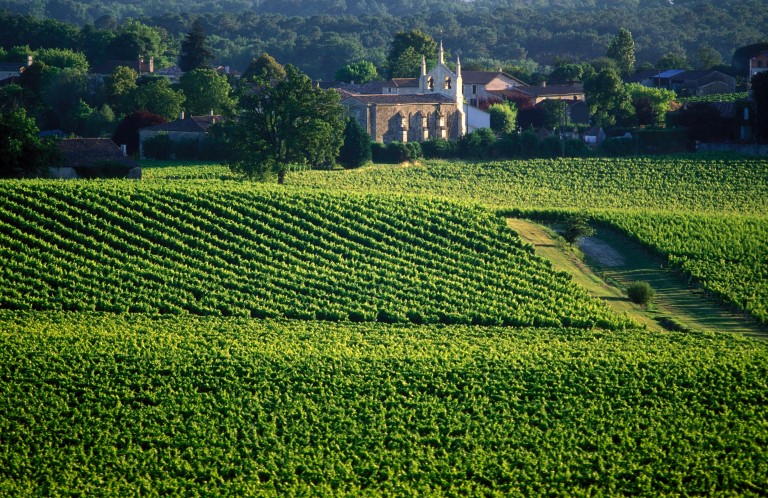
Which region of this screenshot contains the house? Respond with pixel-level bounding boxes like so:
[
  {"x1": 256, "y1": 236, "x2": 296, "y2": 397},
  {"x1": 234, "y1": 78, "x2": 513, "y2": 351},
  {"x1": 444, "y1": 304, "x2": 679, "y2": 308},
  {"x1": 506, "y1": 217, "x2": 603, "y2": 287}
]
[
  {"x1": 749, "y1": 52, "x2": 768, "y2": 80},
  {"x1": 0, "y1": 56, "x2": 33, "y2": 81},
  {"x1": 630, "y1": 69, "x2": 736, "y2": 96},
  {"x1": 90, "y1": 58, "x2": 154, "y2": 77},
  {"x1": 52, "y1": 138, "x2": 140, "y2": 179},
  {"x1": 492, "y1": 82, "x2": 585, "y2": 107},
  {"x1": 138, "y1": 112, "x2": 223, "y2": 158},
  {"x1": 461, "y1": 70, "x2": 527, "y2": 108}
]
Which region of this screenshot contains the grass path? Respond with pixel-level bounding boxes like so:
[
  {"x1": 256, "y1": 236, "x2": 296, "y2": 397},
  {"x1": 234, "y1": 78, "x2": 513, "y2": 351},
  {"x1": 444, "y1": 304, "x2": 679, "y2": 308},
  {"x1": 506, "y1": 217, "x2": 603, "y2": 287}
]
[{"x1": 507, "y1": 218, "x2": 767, "y2": 339}]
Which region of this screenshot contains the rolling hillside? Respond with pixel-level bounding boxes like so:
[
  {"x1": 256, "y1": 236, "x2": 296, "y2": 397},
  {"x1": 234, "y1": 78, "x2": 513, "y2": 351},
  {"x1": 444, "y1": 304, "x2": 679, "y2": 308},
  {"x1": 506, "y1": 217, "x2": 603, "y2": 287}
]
[{"x1": 0, "y1": 180, "x2": 631, "y2": 329}]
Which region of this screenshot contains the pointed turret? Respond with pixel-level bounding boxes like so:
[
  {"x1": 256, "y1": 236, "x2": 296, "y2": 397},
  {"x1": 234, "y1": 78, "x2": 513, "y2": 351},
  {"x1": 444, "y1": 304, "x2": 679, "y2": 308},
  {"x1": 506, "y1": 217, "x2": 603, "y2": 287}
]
[
  {"x1": 439, "y1": 40, "x2": 444, "y2": 65},
  {"x1": 421, "y1": 55, "x2": 427, "y2": 76}
]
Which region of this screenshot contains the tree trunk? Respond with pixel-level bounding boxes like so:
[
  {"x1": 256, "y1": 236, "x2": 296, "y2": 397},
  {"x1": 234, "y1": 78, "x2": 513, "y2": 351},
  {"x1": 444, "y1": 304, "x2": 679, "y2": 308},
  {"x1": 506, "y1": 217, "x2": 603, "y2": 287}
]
[{"x1": 277, "y1": 170, "x2": 286, "y2": 184}]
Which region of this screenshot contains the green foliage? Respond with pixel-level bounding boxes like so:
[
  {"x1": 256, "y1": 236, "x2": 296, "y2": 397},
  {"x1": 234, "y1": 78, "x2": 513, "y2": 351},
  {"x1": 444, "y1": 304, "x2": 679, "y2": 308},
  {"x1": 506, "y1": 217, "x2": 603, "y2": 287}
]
[
  {"x1": 125, "y1": 78, "x2": 185, "y2": 121},
  {"x1": 656, "y1": 52, "x2": 691, "y2": 71},
  {"x1": 102, "y1": 65, "x2": 138, "y2": 114},
  {"x1": 225, "y1": 63, "x2": 345, "y2": 183},
  {"x1": 387, "y1": 30, "x2": 437, "y2": 78},
  {"x1": 0, "y1": 183, "x2": 629, "y2": 329},
  {"x1": 563, "y1": 213, "x2": 595, "y2": 244},
  {"x1": 488, "y1": 102, "x2": 517, "y2": 136},
  {"x1": 458, "y1": 128, "x2": 496, "y2": 160},
  {"x1": 240, "y1": 53, "x2": 286, "y2": 83},
  {"x1": 626, "y1": 281, "x2": 655, "y2": 306},
  {"x1": 0, "y1": 108, "x2": 59, "y2": 177},
  {"x1": 334, "y1": 60, "x2": 379, "y2": 84},
  {"x1": 584, "y1": 68, "x2": 634, "y2": 127},
  {"x1": 112, "y1": 110, "x2": 166, "y2": 156},
  {"x1": 177, "y1": 68, "x2": 235, "y2": 116},
  {"x1": 34, "y1": 47, "x2": 88, "y2": 72},
  {"x1": 625, "y1": 83, "x2": 676, "y2": 127},
  {"x1": 1, "y1": 313, "x2": 767, "y2": 495},
  {"x1": 178, "y1": 19, "x2": 213, "y2": 72},
  {"x1": 142, "y1": 134, "x2": 174, "y2": 160},
  {"x1": 606, "y1": 28, "x2": 635, "y2": 76},
  {"x1": 337, "y1": 118, "x2": 372, "y2": 169},
  {"x1": 421, "y1": 137, "x2": 458, "y2": 159}
]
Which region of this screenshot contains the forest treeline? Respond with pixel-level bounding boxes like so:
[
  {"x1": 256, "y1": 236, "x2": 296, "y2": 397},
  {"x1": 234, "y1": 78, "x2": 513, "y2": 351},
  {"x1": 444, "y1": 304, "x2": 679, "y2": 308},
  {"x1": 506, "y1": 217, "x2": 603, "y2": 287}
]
[{"x1": 1, "y1": 0, "x2": 766, "y2": 81}]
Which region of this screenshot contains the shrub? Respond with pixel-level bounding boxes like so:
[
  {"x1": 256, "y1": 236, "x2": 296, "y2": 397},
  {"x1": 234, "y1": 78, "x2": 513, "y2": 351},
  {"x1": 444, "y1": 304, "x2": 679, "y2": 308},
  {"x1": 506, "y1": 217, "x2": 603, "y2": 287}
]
[
  {"x1": 337, "y1": 117, "x2": 371, "y2": 169},
  {"x1": 142, "y1": 134, "x2": 173, "y2": 159},
  {"x1": 563, "y1": 213, "x2": 595, "y2": 244},
  {"x1": 627, "y1": 281, "x2": 655, "y2": 306},
  {"x1": 458, "y1": 128, "x2": 496, "y2": 159},
  {"x1": 405, "y1": 141, "x2": 423, "y2": 160},
  {"x1": 421, "y1": 137, "x2": 457, "y2": 159}
]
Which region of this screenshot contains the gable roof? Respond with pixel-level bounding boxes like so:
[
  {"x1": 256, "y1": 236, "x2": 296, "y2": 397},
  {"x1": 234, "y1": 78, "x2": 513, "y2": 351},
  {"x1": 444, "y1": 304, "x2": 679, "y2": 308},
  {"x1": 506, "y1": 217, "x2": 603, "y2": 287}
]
[
  {"x1": 140, "y1": 115, "x2": 223, "y2": 133},
  {"x1": 385, "y1": 78, "x2": 419, "y2": 88},
  {"x1": 342, "y1": 94, "x2": 456, "y2": 105},
  {"x1": 461, "y1": 70, "x2": 527, "y2": 86},
  {"x1": 0, "y1": 62, "x2": 26, "y2": 73},
  {"x1": 56, "y1": 139, "x2": 137, "y2": 169}
]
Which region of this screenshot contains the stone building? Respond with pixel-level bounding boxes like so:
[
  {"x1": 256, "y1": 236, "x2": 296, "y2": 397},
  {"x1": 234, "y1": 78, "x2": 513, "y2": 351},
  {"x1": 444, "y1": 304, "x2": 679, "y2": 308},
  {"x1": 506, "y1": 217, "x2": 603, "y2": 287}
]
[{"x1": 341, "y1": 42, "x2": 467, "y2": 143}]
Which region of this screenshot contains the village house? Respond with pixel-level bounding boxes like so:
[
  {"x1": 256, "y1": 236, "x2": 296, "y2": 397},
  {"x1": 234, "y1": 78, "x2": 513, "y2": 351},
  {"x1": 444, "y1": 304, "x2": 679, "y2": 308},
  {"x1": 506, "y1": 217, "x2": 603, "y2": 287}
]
[
  {"x1": 138, "y1": 112, "x2": 223, "y2": 158},
  {"x1": 0, "y1": 56, "x2": 33, "y2": 84},
  {"x1": 630, "y1": 69, "x2": 736, "y2": 96},
  {"x1": 89, "y1": 58, "x2": 155, "y2": 78},
  {"x1": 51, "y1": 138, "x2": 140, "y2": 179}
]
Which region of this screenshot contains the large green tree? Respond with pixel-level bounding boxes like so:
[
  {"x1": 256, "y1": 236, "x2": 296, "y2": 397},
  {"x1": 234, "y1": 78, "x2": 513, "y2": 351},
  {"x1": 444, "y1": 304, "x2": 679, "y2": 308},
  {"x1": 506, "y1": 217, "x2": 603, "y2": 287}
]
[
  {"x1": 488, "y1": 101, "x2": 518, "y2": 136},
  {"x1": 0, "y1": 108, "x2": 59, "y2": 178},
  {"x1": 178, "y1": 19, "x2": 213, "y2": 72},
  {"x1": 225, "y1": 62, "x2": 345, "y2": 184},
  {"x1": 606, "y1": 28, "x2": 635, "y2": 77},
  {"x1": 387, "y1": 29, "x2": 438, "y2": 78},
  {"x1": 335, "y1": 61, "x2": 379, "y2": 84},
  {"x1": 584, "y1": 68, "x2": 634, "y2": 127},
  {"x1": 625, "y1": 83, "x2": 676, "y2": 127},
  {"x1": 125, "y1": 78, "x2": 185, "y2": 121},
  {"x1": 178, "y1": 68, "x2": 235, "y2": 116}
]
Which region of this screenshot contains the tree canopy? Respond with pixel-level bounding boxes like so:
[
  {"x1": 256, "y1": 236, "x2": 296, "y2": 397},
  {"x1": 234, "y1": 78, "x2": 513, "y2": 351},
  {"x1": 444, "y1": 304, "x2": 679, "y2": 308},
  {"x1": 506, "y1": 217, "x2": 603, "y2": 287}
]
[
  {"x1": 178, "y1": 19, "x2": 213, "y2": 72},
  {"x1": 224, "y1": 60, "x2": 345, "y2": 183}
]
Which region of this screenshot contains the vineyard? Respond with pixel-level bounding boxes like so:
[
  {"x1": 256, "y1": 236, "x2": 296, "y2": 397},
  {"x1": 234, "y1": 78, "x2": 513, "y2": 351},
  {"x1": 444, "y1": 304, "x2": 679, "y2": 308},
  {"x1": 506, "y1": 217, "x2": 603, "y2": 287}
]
[
  {"x1": 2, "y1": 154, "x2": 768, "y2": 495},
  {"x1": 1, "y1": 312, "x2": 767, "y2": 496},
  {"x1": 0, "y1": 181, "x2": 630, "y2": 329}
]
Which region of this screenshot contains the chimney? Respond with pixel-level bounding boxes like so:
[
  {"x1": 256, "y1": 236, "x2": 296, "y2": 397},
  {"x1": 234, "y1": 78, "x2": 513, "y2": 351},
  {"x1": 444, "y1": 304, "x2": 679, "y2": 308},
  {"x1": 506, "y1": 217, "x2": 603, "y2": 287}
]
[
  {"x1": 180, "y1": 111, "x2": 185, "y2": 120},
  {"x1": 26, "y1": 55, "x2": 33, "y2": 67},
  {"x1": 149, "y1": 57, "x2": 154, "y2": 73},
  {"x1": 121, "y1": 144, "x2": 127, "y2": 157},
  {"x1": 210, "y1": 109, "x2": 214, "y2": 116},
  {"x1": 541, "y1": 81, "x2": 547, "y2": 87},
  {"x1": 225, "y1": 65, "x2": 230, "y2": 74}
]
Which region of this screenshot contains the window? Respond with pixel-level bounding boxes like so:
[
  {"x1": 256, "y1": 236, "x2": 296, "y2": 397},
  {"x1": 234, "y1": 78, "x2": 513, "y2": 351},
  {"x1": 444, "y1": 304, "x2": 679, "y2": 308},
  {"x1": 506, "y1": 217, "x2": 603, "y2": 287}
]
[
  {"x1": 472, "y1": 85, "x2": 477, "y2": 95},
  {"x1": 444, "y1": 77, "x2": 451, "y2": 90},
  {"x1": 427, "y1": 77, "x2": 434, "y2": 90}
]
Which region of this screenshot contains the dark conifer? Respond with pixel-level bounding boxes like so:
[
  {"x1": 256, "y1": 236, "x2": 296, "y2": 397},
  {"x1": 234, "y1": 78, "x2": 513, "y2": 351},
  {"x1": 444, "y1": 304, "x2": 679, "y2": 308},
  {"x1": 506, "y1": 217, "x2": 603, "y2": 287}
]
[{"x1": 178, "y1": 19, "x2": 213, "y2": 72}]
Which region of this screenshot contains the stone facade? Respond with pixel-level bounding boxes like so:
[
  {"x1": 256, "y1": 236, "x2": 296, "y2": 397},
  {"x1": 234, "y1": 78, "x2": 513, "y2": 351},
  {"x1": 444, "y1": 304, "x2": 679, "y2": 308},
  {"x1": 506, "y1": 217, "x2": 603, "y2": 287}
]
[{"x1": 343, "y1": 95, "x2": 463, "y2": 143}]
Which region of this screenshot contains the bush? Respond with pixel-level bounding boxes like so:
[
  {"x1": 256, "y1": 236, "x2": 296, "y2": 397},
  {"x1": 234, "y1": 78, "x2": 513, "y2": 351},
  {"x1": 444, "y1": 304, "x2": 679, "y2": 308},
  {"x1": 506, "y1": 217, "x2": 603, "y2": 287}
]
[
  {"x1": 458, "y1": 128, "x2": 496, "y2": 159},
  {"x1": 627, "y1": 281, "x2": 655, "y2": 306},
  {"x1": 405, "y1": 141, "x2": 423, "y2": 160},
  {"x1": 337, "y1": 117, "x2": 371, "y2": 169},
  {"x1": 142, "y1": 134, "x2": 173, "y2": 159},
  {"x1": 421, "y1": 137, "x2": 457, "y2": 159}
]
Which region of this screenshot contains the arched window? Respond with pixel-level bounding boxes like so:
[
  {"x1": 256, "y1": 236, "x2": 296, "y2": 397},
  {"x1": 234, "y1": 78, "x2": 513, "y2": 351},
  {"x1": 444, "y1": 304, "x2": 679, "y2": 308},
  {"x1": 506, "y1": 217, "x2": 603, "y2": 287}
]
[
  {"x1": 444, "y1": 77, "x2": 451, "y2": 89},
  {"x1": 427, "y1": 76, "x2": 434, "y2": 90}
]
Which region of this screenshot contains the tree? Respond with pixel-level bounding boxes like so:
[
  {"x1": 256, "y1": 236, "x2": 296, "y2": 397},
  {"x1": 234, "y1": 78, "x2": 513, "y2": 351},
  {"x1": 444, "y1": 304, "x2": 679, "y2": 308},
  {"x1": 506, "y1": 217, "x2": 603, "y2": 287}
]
[
  {"x1": 337, "y1": 117, "x2": 371, "y2": 169},
  {"x1": 0, "y1": 109, "x2": 59, "y2": 178},
  {"x1": 751, "y1": 71, "x2": 768, "y2": 142},
  {"x1": 695, "y1": 44, "x2": 722, "y2": 71},
  {"x1": 335, "y1": 61, "x2": 379, "y2": 84},
  {"x1": 112, "y1": 111, "x2": 166, "y2": 156},
  {"x1": 488, "y1": 102, "x2": 517, "y2": 136},
  {"x1": 625, "y1": 83, "x2": 676, "y2": 127},
  {"x1": 584, "y1": 68, "x2": 634, "y2": 128},
  {"x1": 103, "y1": 66, "x2": 138, "y2": 114},
  {"x1": 177, "y1": 68, "x2": 235, "y2": 116},
  {"x1": 125, "y1": 78, "x2": 185, "y2": 120},
  {"x1": 241, "y1": 53, "x2": 286, "y2": 83},
  {"x1": 178, "y1": 19, "x2": 213, "y2": 72},
  {"x1": 606, "y1": 28, "x2": 635, "y2": 77},
  {"x1": 627, "y1": 281, "x2": 655, "y2": 307},
  {"x1": 563, "y1": 214, "x2": 595, "y2": 245},
  {"x1": 224, "y1": 62, "x2": 345, "y2": 184},
  {"x1": 35, "y1": 47, "x2": 88, "y2": 73},
  {"x1": 387, "y1": 30, "x2": 437, "y2": 78},
  {"x1": 656, "y1": 52, "x2": 690, "y2": 70}
]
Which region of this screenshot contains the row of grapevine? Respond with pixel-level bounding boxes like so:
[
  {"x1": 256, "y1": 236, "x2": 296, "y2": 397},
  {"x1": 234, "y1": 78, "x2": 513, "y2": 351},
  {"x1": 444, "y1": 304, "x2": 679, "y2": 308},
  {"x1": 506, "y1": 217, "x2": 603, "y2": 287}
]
[
  {"x1": 287, "y1": 156, "x2": 768, "y2": 214},
  {"x1": 0, "y1": 180, "x2": 631, "y2": 329},
  {"x1": 2, "y1": 312, "x2": 766, "y2": 496}
]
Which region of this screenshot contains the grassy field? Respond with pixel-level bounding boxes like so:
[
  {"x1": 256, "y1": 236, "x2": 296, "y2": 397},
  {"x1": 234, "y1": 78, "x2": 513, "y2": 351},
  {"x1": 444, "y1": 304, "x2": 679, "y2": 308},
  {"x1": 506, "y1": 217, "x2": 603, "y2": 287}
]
[{"x1": 1, "y1": 155, "x2": 767, "y2": 495}]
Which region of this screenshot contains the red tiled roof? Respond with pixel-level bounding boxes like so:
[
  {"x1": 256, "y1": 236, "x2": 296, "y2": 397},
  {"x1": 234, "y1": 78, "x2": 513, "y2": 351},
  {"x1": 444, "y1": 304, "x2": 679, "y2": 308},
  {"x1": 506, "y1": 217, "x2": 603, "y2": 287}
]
[{"x1": 140, "y1": 115, "x2": 223, "y2": 133}]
